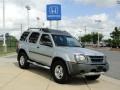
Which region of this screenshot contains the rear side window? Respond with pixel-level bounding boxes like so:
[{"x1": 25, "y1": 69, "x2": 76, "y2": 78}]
[
  {"x1": 29, "y1": 32, "x2": 40, "y2": 43},
  {"x1": 20, "y1": 32, "x2": 30, "y2": 41}
]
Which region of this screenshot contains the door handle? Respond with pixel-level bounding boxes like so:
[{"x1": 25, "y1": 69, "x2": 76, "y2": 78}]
[{"x1": 37, "y1": 46, "x2": 39, "y2": 48}]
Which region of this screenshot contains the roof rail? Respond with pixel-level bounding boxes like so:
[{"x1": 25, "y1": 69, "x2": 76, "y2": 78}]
[
  {"x1": 27, "y1": 28, "x2": 50, "y2": 32},
  {"x1": 40, "y1": 28, "x2": 51, "y2": 32},
  {"x1": 27, "y1": 28, "x2": 71, "y2": 36}
]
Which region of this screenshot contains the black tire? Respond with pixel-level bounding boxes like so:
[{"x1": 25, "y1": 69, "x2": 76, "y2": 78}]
[
  {"x1": 85, "y1": 75, "x2": 100, "y2": 80},
  {"x1": 18, "y1": 52, "x2": 30, "y2": 69},
  {"x1": 51, "y1": 61, "x2": 69, "y2": 84}
]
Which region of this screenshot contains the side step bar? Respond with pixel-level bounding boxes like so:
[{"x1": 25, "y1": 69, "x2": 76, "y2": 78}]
[{"x1": 28, "y1": 60, "x2": 50, "y2": 70}]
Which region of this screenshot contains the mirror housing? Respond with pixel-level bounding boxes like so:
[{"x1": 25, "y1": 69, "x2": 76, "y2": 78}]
[
  {"x1": 82, "y1": 44, "x2": 85, "y2": 48},
  {"x1": 81, "y1": 42, "x2": 85, "y2": 48}
]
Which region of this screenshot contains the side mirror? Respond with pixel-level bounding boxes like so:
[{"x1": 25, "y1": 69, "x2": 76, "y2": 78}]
[
  {"x1": 81, "y1": 43, "x2": 85, "y2": 48},
  {"x1": 82, "y1": 44, "x2": 85, "y2": 48}
]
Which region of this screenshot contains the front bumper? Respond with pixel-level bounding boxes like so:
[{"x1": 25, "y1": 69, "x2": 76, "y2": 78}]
[{"x1": 66, "y1": 62, "x2": 109, "y2": 75}]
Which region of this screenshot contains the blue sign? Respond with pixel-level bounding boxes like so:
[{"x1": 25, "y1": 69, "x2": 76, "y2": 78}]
[{"x1": 47, "y1": 4, "x2": 61, "y2": 20}]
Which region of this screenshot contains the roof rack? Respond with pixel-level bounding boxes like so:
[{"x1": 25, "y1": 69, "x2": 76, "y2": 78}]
[
  {"x1": 28, "y1": 28, "x2": 50, "y2": 32},
  {"x1": 27, "y1": 28, "x2": 71, "y2": 36},
  {"x1": 40, "y1": 28, "x2": 51, "y2": 32}
]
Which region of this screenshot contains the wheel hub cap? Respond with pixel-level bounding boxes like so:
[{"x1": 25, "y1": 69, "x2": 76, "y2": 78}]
[
  {"x1": 20, "y1": 56, "x2": 25, "y2": 66},
  {"x1": 55, "y1": 65, "x2": 64, "y2": 79}
]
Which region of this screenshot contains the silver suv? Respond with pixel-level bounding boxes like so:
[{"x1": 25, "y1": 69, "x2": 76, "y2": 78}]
[{"x1": 17, "y1": 28, "x2": 109, "y2": 84}]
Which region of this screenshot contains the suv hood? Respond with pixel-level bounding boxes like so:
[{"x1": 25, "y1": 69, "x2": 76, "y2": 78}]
[{"x1": 57, "y1": 47, "x2": 104, "y2": 56}]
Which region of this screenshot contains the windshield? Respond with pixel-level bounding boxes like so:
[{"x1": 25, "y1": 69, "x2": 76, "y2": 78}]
[{"x1": 52, "y1": 34, "x2": 81, "y2": 47}]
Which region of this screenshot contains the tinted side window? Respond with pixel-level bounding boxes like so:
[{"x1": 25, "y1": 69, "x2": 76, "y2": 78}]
[
  {"x1": 29, "y1": 32, "x2": 40, "y2": 43},
  {"x1": 40, "y1": 34, "x2": 51, "y2": 43},
  {"x1": 20, "y1": 32, "x2": 29, "y2": 41},
  {"x1": 40, "y1": 34, "x2": 53, "y2": 46}
]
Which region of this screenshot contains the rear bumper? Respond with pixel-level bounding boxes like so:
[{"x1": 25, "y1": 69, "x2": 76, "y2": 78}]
[{"x1": 66, "y1": 62, "x2": 109, "y2": 75}]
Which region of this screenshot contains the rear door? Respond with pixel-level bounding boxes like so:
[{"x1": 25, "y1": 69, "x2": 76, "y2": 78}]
[
  {"x1": 28, "y1": 32, "x2": 40, "y2": 62},
  {"x1": 18, "y1": 32, "x2": 30, "y2": 52}
]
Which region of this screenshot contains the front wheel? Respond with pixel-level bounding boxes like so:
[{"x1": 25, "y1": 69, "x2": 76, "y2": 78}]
[
  {"x1": 51, "y1": 61, "x2": 69, "y2": 84},
  {"x1": 85, "y1": 75, "x2": 101, "y2": 80},
  {"x1": 18, "y1": 52, "x2": 30, "y2": 69}
]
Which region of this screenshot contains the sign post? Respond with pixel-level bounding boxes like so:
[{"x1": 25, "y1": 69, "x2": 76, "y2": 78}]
[{"x1": 46, "y1": 4, "x2": 61, "y2": 29}]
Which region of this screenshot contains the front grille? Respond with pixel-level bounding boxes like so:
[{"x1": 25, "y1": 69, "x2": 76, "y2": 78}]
[{"x1": 89, "y1": 56, "x2": 104, "y2": 63}]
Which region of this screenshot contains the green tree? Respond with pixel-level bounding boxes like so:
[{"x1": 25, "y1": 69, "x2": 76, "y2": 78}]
[
  {"x1": 103, "y1": 39, "x2": 112, "y2": 47},
  {"x1": 80, "y1": 34, "x2": 92, "y2": 43},
  {"x1": 110, "y1": 27, "x2": 120, "y2": 48},
  {"x1": 91, "y1": 32, "x2": 103, "y2": 44},
  {"x1": 5, "y1": 33, "x2": 18, "y2": 47},
  {"x1": 79, "y1": 32, "x2": 103, "y2": 44},
  {"x1": 110, "y1": 27, "x2": 120, "y2": 40}
]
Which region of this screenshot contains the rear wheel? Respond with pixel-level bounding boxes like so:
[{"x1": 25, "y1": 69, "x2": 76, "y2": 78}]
[
  {"x1": 18, "y1": 52, "x2": 30, "y2": 69},
  {"x1": 85, "y1": 75, "x2": 100, "y2": 80},
  {"x1": 51, "y1": 61, "x2": 69, "y2": 84}
]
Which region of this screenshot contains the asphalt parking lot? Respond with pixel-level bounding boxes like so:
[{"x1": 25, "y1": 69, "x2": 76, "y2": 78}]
[{"x1": 0, "y1": 52, "x2": 120, "y2": 90}]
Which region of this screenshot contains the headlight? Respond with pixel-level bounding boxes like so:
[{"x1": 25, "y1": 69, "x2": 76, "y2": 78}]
[{"x1": 74, "y1": 54, "x2": 86, "y2": 63}]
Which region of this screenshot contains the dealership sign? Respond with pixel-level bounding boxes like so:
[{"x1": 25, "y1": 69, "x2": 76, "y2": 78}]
[{"x1": 47, "y1": 4, "x2": 61, "y2": 20}]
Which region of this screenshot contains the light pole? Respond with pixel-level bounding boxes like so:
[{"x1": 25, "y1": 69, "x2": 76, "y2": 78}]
[
  {"x1": 36, "y1": 17, "x2": 45, "y2": 28},
  {"x1": 97, "y1": 30, "x2": 100, "y2": 48},
  {"x1": 84, "y1": 26, "x2": 87, "y2": 35},
  {"x1": 79, "y1": 31, "x2": 82, "y2": 42},
  {"x1": 3, "y1": 0, "x2": 7, "y2": 52},
  {"x1": 117, "y1": 1, "x2": 120, "y2": 40},
  {"x1": 36, "y1": 17, "x2": 40, "y2": 28},
  {"x1": 49, "y1": 21, "x2": 52, "y2": 29},
  {"x1": 56, "y1": 21, "x2": 59, "y2": 30},
  {"x1": 20, "y1": 24, "x2": 23, "y2": 35},
  {"x1": 95, "y1": 20, "x2": 102, "y2": 47},
  {"x1": 25, "y1": 5, "x2": 31, "y2": 29}
]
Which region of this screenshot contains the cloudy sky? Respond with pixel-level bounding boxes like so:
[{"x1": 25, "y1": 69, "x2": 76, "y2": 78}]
[{"x1": 0, "y1": 0, "x2": 120, "y2": 39}]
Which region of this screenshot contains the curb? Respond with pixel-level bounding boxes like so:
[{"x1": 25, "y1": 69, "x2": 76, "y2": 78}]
[
  {"x1": 101, "y1": 75, "x2": 120, "y2": 86},
  {"x1": 1, "y1": 53, "x2": 17, "y2": 58}
]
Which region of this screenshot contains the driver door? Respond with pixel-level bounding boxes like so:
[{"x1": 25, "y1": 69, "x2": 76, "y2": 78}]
[{"x1": 36, "y1": 34, "x2": 54, "y2": 66}]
